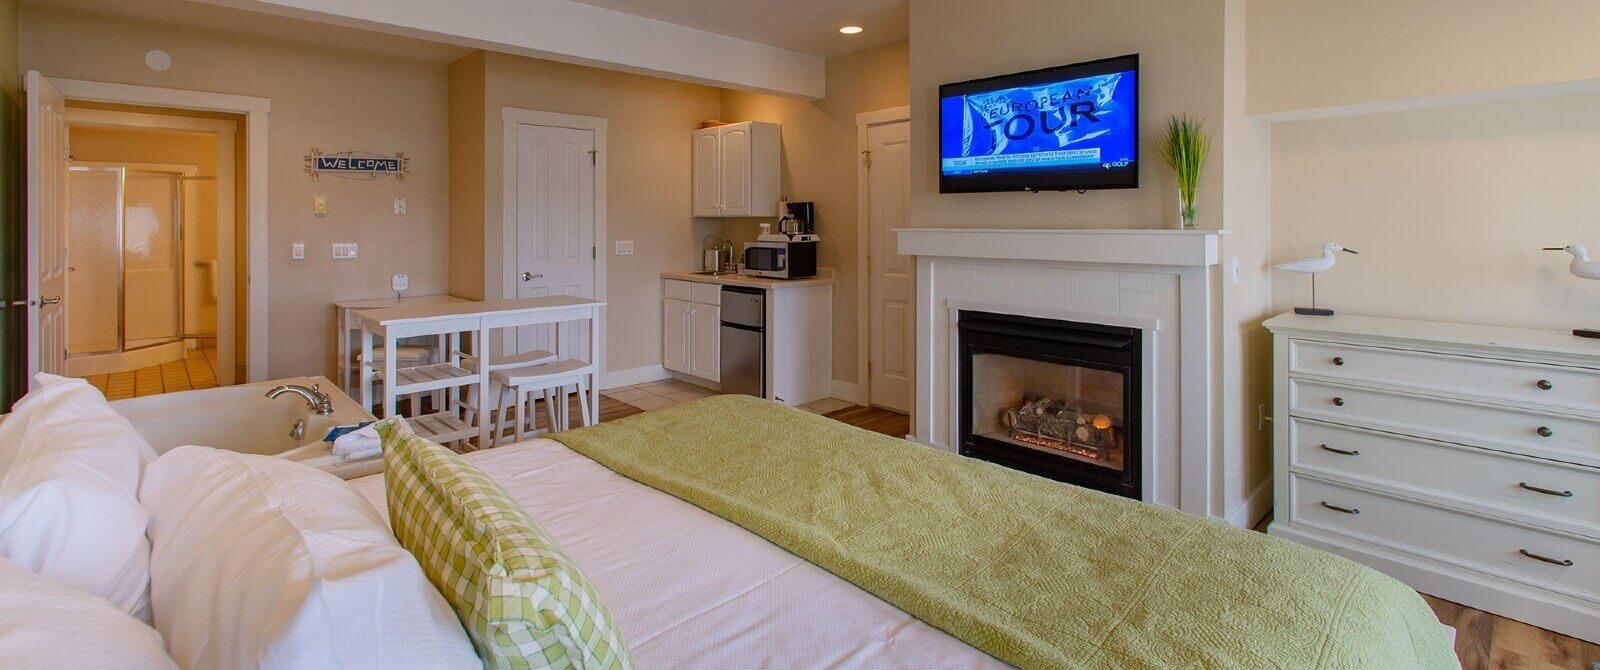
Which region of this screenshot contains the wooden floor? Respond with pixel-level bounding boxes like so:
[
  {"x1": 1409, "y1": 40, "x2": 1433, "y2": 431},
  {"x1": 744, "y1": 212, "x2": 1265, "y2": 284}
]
[
  {"x1": 79, "y1": 348, "x2": 220, "y2": 400},
  {"x1": 594, "y1": 398, "x2": 1593, "y2": 669}
]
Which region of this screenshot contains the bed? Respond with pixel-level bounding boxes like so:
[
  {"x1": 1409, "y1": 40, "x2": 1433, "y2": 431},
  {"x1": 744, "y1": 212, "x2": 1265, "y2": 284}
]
[{"x1": 350, "y1": 395, "x2": 1457, "y2": 669}]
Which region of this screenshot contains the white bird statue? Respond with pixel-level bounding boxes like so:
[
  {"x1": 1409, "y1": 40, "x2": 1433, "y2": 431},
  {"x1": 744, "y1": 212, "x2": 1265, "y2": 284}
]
[
  {"x1": 1543, "y1": 244, "x2": 1600, "y2": 338},
  {"x1": 1274, "y1": 242, "x2": 1358, "y2": 316}
]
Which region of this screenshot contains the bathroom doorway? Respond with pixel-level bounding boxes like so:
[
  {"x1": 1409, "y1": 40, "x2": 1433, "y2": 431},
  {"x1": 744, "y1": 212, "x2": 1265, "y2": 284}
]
[{"x1": 61, "y1": 107, "x2": 240, "y2": 398}]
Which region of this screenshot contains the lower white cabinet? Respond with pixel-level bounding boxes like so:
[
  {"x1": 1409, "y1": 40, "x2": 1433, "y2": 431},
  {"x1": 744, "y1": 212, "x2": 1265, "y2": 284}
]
[
  {"x1": 1265, "y1": 313, "x2": 1600, "y2": 644},
  {"x1": 689, "y1": 304, "x2": 720, "y2": 381},
  {"x1": 662, "y1": 289, "x2": 719, "y2": 383},
  {"x1": 662, "y1": 298, "x2": 691, "y2": 375}
]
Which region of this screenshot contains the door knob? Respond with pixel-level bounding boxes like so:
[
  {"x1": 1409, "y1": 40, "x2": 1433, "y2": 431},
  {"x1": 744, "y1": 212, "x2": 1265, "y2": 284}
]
[{"x1": 520, "y1": 272, "x2": 543, "y2": 282}]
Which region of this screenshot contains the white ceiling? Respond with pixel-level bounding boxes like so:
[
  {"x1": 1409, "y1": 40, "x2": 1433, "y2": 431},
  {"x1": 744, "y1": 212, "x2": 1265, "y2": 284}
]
[{"x1": 570, "y1": 0, "x2": 908, "y2": 57}]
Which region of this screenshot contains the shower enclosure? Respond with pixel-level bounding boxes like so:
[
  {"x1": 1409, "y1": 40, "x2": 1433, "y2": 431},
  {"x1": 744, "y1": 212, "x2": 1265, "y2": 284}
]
[{"x1": 66, "y1": 165, "x2": 217, "y2": 374}]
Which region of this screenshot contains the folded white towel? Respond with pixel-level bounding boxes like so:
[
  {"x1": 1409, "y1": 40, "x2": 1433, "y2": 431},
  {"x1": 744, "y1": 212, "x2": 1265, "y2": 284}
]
[{"x1": 332, "y1": 423, "x2": 383, "y2": 461}]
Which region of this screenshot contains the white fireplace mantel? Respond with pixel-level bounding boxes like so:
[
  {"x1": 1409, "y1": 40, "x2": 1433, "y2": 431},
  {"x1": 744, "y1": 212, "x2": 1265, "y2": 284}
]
[
  {"x1": 896, "y1": 228, "x2": 1225, "y2": 268},
  {"x1": 896, "y1": 227, "x2": 1227, "y2": 518}
]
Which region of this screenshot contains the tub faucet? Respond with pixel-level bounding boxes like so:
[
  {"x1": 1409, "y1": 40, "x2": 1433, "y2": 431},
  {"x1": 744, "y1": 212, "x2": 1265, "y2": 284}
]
[{"x1": 266, "y1": 383, "x2": 335, "y2": 416}]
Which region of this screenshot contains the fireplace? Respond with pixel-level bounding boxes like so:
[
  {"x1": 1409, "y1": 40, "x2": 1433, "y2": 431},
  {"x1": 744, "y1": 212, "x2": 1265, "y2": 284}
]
[{"x1": 958, "y1": 310, "x2": 1142, "y2": 499}]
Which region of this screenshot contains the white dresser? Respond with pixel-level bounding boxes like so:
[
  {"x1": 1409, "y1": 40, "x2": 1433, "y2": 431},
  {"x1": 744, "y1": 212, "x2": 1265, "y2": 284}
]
[{"x1": 1265, "y1": 313, "x2": 1600, "y2": 643}]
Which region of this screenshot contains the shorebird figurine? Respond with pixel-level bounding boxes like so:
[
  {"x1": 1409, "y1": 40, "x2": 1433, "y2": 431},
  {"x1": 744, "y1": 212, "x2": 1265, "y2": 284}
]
[
  {"x1": 1543, "y1": 244, "x2": 1600, "y2": 338},
  {"x1": 1275, "y1": 242, "x2": 1358, "y2": 316}
]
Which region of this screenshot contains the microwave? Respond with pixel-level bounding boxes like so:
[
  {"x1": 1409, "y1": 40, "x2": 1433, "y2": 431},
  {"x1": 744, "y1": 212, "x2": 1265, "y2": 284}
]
[{"x1": 741, "y1": 240, "x2": 817, "y2": 279}]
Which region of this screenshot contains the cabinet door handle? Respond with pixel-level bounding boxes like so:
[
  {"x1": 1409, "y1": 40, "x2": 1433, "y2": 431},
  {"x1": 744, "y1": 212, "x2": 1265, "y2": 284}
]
[
  {"x1": 1319, "y1": 501, "x2": 1360, "y2": 515},
  {"x1": 1331, "y1": 397, "x2": 1345, "y2": 406},
  {"x1": 1518, "y1": 549, "x2": 1573, "y2": 567},
  {"x1": 1518, "y1": 482, "x2": 1574, "y2": 497},
  {"x1": 1331, "y1": 356, "x2": 1344, "y2": 366},
  {"x1": 1536, "y1": 426, "x2": 1553, "y2": 438},
  {"x1": 1319, "y1": 444, "x2": 1359, "y2": 456},
  {"x1": 1536, "y1": 379, "x2": 1553, "y2": 391}
]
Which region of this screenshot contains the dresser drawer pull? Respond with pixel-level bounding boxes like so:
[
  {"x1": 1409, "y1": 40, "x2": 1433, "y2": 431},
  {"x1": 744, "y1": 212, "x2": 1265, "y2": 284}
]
[
  {"x1": 1536, "y1": 379, "x2": 1553, "y2": 391},
  {"x1": 1332, "y1": 397, "x2": 1345, "y2": 407},
  {"x1": 1518, "y1": 482, "x2": 1575, "y2": 498},
  {"x1": 1536, "y1": 426, "x2": 1553, "y2": 438},
  {"x1": 1331, "y1": 356, "x2": 1345, "y2": 366},
  {"x1": 1518, "y1": 549, "x2": 1574, "y2": 567},
  {"x1": 1319, "y1": 444, "x2": 1360, "y2": 456},
  {"x1": 1319, "y1": 501, "x2": 1360, "y2": 515}
]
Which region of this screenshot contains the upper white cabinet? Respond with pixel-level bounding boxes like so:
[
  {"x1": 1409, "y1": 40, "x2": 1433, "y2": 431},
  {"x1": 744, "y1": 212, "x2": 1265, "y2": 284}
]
[{"x1": 691, "y1": 121, "x2": 780, "y2": 217}]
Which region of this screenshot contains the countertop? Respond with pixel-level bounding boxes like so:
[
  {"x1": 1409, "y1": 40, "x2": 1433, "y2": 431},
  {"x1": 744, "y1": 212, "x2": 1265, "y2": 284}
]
[{"x1": 661, "y1": 267, "x2": 835, "y2": 289}]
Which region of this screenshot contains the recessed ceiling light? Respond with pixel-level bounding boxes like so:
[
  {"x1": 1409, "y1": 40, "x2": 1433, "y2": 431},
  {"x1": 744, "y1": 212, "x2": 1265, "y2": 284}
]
[{"x1": 838, "y1": 25, "x2": 864, "y2": 35}]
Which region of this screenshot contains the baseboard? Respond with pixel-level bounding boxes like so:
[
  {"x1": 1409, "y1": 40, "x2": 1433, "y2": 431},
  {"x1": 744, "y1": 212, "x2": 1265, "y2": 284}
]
[
  {"x1": 830, "y1": 379, "x2": 863, "y2": 403},
  {"x1": 601, "y1": 364, "x2": 670, "y2": 390},
  {"x1": 1225, "y1": 477, "x2": 1274, "y2": 529}
]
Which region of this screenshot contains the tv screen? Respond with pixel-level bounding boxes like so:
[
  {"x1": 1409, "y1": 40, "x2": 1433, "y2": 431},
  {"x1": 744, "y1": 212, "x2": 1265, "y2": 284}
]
[{"x1": 940, "y1": 54, "x2": 1138, "y2": 193}]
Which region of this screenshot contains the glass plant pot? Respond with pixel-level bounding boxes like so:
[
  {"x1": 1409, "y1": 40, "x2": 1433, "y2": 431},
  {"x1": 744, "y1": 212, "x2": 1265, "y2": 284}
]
[{"x1": 1176, "y1": 188, "x2": 1198, "y2": 229}]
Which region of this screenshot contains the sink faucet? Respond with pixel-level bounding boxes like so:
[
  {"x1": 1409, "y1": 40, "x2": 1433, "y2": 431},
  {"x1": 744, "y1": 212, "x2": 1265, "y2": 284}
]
[{"x1": 266, "y1": 383, "x2": 335, "y2": 416}]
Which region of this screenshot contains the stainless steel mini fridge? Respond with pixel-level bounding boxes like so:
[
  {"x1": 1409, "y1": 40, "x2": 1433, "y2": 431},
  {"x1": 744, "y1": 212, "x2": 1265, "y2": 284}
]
[{"x1": 719, "y1": 286, "x2": 765, "y2": 397}]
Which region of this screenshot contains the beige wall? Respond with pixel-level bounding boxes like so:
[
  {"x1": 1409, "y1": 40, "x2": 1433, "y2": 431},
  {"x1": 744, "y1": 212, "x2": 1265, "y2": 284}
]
[
  {"x1": 1247, "y1": 0, "x2": 1600, "y2": 117},
  {"x1": 718, "y1": 41, "x2": 910, "y2": 384},
  {"x1": 24, "y1": 6, "x2": 451, "y2": 379},
  {"x1": 447, "y1": 52, "x2": 488, "y2": 301},
  {"x1": 1270, "y1": 91, "x2": 1600, "y2": 329},
  {"x1": 909, "y1": 0, "x2": 1226, "y2": 231},
  {"x1": 452, "y1": 52, "x2": 723, "y2": 375}
]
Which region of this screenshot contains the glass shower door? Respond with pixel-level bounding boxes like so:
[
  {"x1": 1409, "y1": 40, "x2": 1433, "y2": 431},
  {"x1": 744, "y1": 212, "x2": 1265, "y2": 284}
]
[
  {"x1": 65, "y1": 167, "x2": 122, "y2": 355},
  {"x1": 121, "y1": 171, "x2": 183, "y2": 350}
]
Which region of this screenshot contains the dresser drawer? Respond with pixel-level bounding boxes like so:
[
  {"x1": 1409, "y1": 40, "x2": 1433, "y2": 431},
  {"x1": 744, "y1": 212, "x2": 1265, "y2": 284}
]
[
  {"x1": 1291, "y1": 340, "x2": 1600, "y2": 412},
  {"x1": 1292, "y1": 475, "x2": 1599, "y2": 599},
  {"x1": 1290, "y1": 379, "x2": 1600, "y2": 463},
  {"x1": 1291, "y1": 419, "x2": 1600, "y2": 532}
]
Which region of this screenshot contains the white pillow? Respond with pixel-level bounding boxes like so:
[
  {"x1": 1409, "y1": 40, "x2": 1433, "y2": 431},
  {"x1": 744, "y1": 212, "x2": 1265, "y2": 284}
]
[
  {"x1": 0, "y1": 555, "x2": 175, "y2": 669},
  {"x1": 141, "y1": 446, "x2": 479, "y2": 669},
  {"x1": 0, "y1": 373, "x2": 156, "y2": 619}
]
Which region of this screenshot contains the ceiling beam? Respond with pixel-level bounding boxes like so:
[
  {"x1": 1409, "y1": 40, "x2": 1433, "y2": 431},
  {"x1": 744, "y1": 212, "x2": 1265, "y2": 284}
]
[{"x1": 189, "y1": 0, "x2": 827, "y2": 98}]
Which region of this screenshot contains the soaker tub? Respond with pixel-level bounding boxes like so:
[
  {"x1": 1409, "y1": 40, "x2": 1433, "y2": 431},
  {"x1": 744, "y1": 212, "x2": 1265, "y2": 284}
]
[{"x1": 110, "y1": 375, "x2": 381, "y2": 479}]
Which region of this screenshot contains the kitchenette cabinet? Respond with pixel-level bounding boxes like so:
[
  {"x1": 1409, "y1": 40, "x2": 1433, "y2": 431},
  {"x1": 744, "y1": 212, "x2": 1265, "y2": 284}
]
[
  {"x1": 690, "y1": 121, "x2": 780, "y2": 218},
  {"x1": 661, "y1": 272, "x2": 834, "y2": 406}
]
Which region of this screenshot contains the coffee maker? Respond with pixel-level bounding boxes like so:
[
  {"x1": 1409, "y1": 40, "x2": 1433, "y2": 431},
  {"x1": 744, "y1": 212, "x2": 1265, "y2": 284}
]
[{"x1": 778, "y1": 201, "x2": 818, "y2": 241}]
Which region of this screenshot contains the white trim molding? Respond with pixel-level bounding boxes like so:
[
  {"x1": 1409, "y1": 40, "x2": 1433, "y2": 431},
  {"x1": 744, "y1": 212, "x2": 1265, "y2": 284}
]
[
  {"x1": 602, "y1": 364, "x2": 670, "y2": 390},
  {"x1": 48, "y1": 77, "x2": 269, "y2": 382},
  {"x1": 899, "y1": 227, "x2": 1226, "y2": 518}
]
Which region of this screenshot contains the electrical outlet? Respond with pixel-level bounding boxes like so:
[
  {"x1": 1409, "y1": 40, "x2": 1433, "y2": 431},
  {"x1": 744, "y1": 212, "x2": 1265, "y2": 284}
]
[
  {"x1": 393, "y1": 197, "x2": 407, "y2": 215},
  {"x1": 332, "y1": 242, "x2": 359, "y2": 260},
  {"x1": 391, "y1": 274, "x2": 409, "y2": 292},
  {"x1": 313, "y1": 195, "x2": 328, "y2": 216},
  {"x1": 290, "y1": 242, "x2": 305, "y2": 260},
  {"x1": 614, "y1": 240, "x2": 634, "y2": 256}
]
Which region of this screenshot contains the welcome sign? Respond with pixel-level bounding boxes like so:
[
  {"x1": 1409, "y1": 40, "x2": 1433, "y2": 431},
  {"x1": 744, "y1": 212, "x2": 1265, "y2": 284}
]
[{"x1": 304, "y1": 148, "x2": 410, "y2": 180}]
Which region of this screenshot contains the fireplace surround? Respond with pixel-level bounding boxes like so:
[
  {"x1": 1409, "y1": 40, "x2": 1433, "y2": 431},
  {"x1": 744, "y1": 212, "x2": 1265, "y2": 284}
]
[
  {"x1": 958, "y1": 311, "x2": 1142, "y2": 498},
  {"x1": 896, "y1": 227, "x2": 1231, "y2": 518}
]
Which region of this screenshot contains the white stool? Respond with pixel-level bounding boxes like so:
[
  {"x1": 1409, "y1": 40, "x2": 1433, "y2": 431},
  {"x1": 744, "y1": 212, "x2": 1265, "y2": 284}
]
[{"x1": 488, "y1": 358, "x2": 596, "y2": 447}]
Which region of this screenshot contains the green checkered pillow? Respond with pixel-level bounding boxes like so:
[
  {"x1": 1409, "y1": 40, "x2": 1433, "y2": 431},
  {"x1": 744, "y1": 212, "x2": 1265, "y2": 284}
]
[{"x1": 375, "y1": 418, "x2": 633, "y2": 670}]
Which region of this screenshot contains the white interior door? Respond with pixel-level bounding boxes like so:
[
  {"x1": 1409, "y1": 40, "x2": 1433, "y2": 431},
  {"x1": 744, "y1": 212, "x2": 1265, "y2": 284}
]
[
  {"x1": 867, "y1": 119, "x2": 912, "y2": 413},
  {"x1": 25, "y1": 71, "x2": 68, "y2": 384},
  {"x1": 513, "y1": 123, "x2": 595, "y2": 362}
]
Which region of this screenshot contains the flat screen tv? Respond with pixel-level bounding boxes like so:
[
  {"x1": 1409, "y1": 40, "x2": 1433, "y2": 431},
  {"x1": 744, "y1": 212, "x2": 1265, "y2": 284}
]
[{"x1": 940, "y1": 54, "x2": 1138, "y2": 193}]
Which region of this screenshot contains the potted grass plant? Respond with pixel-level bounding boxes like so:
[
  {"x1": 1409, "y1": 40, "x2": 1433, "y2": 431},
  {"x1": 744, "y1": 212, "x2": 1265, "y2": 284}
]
[{"x1": 1159, "y1": 114, "x2": 1211, "y2": 229}]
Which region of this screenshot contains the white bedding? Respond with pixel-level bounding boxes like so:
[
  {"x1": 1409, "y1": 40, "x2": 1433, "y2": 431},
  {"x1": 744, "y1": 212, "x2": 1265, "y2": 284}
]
[{"x1": 349, "y1": 438, "x2": 1006, "y2": 669}]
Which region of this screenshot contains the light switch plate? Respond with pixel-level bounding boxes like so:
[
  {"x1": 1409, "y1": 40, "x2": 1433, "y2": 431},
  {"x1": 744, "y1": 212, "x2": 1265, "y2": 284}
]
[
  {"x1": 291, "y1": 242, "x2": 305, "y2": 260},
  {"x1": 332, "y1": 242, "x2": 358, "y2": 260},
  {"x1": 614, "y1": 240, "x2": 634, "y2": 256},
  {"x1": 393, "y1": 197, "x2": 407, "y2": 215},
  {"x1": 313, "y1": 195, "x2": 328, "y2": 216},
  {"x1": 391, "y1": 274, "x2": 409, "y2": 292}
]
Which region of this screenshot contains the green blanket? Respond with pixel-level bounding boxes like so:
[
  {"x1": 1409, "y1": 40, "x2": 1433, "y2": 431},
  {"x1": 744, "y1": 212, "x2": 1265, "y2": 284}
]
[{"x1": 551, "y1": 395, "x2": 1456, "y2": 669}]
